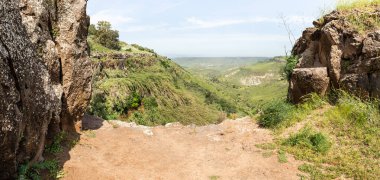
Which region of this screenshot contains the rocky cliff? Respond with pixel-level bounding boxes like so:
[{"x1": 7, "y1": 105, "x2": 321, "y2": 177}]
[
  {"x1": 0, "y1": 0, "x2": 92, "y2": 178},
  {"x1": 289, "y1": 7, "x2": 380, "y2": 103}
]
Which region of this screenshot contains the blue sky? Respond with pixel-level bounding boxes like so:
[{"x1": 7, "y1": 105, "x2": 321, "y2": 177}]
[{"x1": 88, "y1": 0, "x2": 336, "y2": 57}]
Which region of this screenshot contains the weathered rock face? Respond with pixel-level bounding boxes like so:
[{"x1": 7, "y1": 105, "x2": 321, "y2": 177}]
[
  {"x1": 289, "y1": 9, "x2": 380, "y2": 103},
  {"x1": 0, "y1": 0, "x2": 92, "y2": 178},
  {"x1": 289, "y1": 68, "x2": 330, "y2": 103}
]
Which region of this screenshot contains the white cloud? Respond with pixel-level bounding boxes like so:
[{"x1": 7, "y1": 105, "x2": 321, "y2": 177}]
[
  {"x1": 90, "y1": 10, "x2": 134, "y2": 26},
  {"x1": 186, "y1": 17, "x2": 246, "y2": 28},
  {"x1": 184, "y1": 16, "x2": 314, "y2": 29}
]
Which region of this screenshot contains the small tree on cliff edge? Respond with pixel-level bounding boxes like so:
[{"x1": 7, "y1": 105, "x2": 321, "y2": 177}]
[{"x1": 90, "y1": 21, "x2": 121, "y2": 50}]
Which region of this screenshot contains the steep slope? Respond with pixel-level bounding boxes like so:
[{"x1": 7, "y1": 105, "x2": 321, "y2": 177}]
[
  {"x1": 0, "y1": 0, "x2": 91, "y2": 178},
  {"x1": 88, "y1": 41, "x2": 242, "y2": 125}
]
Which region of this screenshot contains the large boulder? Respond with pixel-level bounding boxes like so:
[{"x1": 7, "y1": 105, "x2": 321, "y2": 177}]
[
  {"x1": 289, "y1": 8, "x2": 380, "y2": 102},
  {"x1": 289, "y1": 68, "x2": 330, "y2": 103},
  {"x1": 0, "y1": 0, "x2": 91, "y2": 178}
]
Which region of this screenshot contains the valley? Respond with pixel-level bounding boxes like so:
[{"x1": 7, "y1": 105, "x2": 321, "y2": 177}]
[{"x1": 2, "y1": 0, "x2": 380, "y2": 179}]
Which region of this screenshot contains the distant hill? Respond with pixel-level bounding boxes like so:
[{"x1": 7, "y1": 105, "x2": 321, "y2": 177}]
[
  {"x1": 174, "y1": 56, "x2": 288, "y2": 112},
  {"x1": 173, "y1": 57, "x2": 271, "y2": 78}
]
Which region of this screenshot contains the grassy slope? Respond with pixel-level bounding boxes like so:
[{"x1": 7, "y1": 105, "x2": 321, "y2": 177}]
[
  {"x1": 88, "y1": 40, "x2": 245, "y2": 126},
  {"x1": 255, "y1": 2, "x2": 380, "y2": 178},
  {"x1": 257, "y1": 93, "x2": 380, "y2": 179}
]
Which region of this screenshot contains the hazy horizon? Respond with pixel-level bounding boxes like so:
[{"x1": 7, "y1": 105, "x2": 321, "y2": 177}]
[{"x1": 88, "y1": 0, "x2": 336, "y2": 57}]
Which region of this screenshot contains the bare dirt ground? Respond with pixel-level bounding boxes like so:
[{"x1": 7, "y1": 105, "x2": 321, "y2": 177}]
[{"x1": 62, "y1": 115, "x2": 302, "y2": 180}]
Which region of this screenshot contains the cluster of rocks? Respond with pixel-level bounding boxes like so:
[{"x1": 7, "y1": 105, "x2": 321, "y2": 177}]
[
  {"x1": 0, "y1": 0, "x2": 92, "y2": 178},
  {"x1": 289, "y1": 9, "x2": 380, "y2": 103},
  {"x1": 91, "y1": 52, "x2": 131, "y2": 60}
]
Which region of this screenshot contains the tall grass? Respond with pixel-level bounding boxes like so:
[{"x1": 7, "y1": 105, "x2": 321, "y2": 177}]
[
  {"x1": 283, "y1": 127, "x2": 331, "y2": 154},
  {"x1": 337, "y1": 0, "x2": 380, "y2": 11},
  {"x1": 336, "y1": 0, "x2": 380, "y2": 33},
  {"x1": 272, "y1": 91, "x2": 380, "y2": 179},
  {"x1": 258, "y1": 93, "x2": 326, "y2": 129}
]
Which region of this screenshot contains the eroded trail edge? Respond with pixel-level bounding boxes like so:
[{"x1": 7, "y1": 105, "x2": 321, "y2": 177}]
[{"x1": 63, "y1": 116, "x2": 302, "y2": 180}]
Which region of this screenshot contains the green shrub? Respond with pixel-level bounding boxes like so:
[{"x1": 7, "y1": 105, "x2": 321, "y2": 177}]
[
  {"x1": 129, "y1": 111, "x2": 146, "y2": 125},
  {"x1": 282, "y1": 56, "x2": 298, "y2": 81},
  {"x1": 283, "y1": 127, "x2": 331, "y2": 154},
  {"x1": 88, "y1": 24, "x2": 97, "y2": 36},
  {"x1": 258, "y1": 100, "x2": 295, "y2": 128},
  {"x1": 90, "y1": 21, "x2": 121, "y2": 50},
  {"x1": 88, "y1": 93, "x2": 109, "y2": 120},
  {"x1": 126, "y1": 92, "x2": 142, "y2": 110},
  {"x1": 142, "y1": 96, "x2": 158, "y2": 109},
  {"x1": 45, "y1": 132, "x2": 66, "y2": 154},
  {"x1": 18, "y1": 160, "x2": 64, "y2": 180}
]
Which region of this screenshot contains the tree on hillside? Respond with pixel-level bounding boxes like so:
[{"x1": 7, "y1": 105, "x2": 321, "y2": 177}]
[
  {"x1": 89, "y1": 21, "x2": 121, "y2": 50},
  {"x1": 88, "y1": 24, "x2": 97, "y2": 36}
]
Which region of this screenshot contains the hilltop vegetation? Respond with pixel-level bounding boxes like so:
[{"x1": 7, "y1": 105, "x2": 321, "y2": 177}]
[
  {"x1": 89, "y1": 21, "x2": 121, "y2": 50},
  {"x1": 317, "y1": 0, "x2": 380, "y2": 33}
]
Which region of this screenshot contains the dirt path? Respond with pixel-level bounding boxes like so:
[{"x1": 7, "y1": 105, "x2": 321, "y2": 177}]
[{"x1": 62, "y1": 116, "x2": 302, "y2": 180}]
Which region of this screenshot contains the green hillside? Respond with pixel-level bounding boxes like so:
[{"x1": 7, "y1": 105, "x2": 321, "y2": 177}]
[
  {"x1": 87, "y1": 21, "x2": 289, "y2": 126},
  {"x1": 88, "y1": 40, "x2": 251, "y2": 126}
]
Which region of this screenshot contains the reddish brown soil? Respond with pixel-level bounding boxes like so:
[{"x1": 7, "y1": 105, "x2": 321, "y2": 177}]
[{"x1": 62, "y1": 116, "x2": 302, "y2": 180}]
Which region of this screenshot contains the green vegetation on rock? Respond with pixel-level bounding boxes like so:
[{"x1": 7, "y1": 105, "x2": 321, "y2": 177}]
[
  {"x1": 337, "y1": 0, "x2": 380, "y2": 11},
  {"x1": 336, "y1": 0, "x2": 380, "y2": 33}
]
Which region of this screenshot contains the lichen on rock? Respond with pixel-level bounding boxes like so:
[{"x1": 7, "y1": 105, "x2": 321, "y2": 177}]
[{"x1": 0, "y1": 0, "x2": 92, "y2": 178}]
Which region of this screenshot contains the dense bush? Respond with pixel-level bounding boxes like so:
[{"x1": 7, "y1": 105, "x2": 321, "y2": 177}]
[
  {"x1": 88, "y1": 93, "x2": 109, "y2": 119},
  {"x1": 283, "y1": 127, "x2": 331, "y2": 154},
  {"x1": 88, "y1": 24, "x2": 97, "y2": 36},
  {"x1": 19, "y1": 159, "x2": 63, "y2": 179},
  {"x1": 89, "y1": 91, "x2": 143, "y2": 120},
  {"x1": 258, "y1": 100, "x2": 295, "y2": 128},
  {"x1": 282, "y1": 55, "x2": 299, "y2": 81},
  {"x1": 142, "y1": 96, "x2": 158, "y2": 109},
  {"x1": 89, "y1": 21, "x2": 121, "y2": 50},
  {"x1": 125, "y1": 92, "x2": 142, "y2": 110}
]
